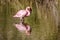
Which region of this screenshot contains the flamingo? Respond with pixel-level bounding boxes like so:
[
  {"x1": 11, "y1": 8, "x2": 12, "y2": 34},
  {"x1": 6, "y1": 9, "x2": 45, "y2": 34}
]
[
  {"x1": 13, "y1": 6, "x2": 32, "y2": 35},
  {"x1": 14, "y1": 22, "x2": 31, "y2": 36},
  {"x1": 13, "y1": 6, "x2": 32, "y2": 22}
]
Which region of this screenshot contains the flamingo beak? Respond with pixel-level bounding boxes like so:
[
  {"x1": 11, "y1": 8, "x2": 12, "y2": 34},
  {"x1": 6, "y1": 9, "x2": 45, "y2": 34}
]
[{"x1": 30, "y1": 8, "x2": 32, "y2": 12}]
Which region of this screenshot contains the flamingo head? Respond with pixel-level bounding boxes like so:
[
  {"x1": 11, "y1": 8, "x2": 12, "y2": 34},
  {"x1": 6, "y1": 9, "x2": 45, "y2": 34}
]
[
  {"x1": 25, "y1": 24, "x2": 32, "y2": 36},
  {"x1": 26, "y1": 6, "x2": 32, "y2": 12}
]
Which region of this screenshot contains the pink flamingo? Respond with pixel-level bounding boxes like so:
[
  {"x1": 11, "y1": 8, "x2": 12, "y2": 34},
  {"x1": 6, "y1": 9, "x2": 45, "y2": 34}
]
[
  {"x1": 13, "y1": 6, "x2": 32, "y2": 22},
  {"x1": 13, "y1": 6, "x2": 32, "y2": 35},
  {"x1": 14, "y1": 22, "x2": 31, "y2": 36}
]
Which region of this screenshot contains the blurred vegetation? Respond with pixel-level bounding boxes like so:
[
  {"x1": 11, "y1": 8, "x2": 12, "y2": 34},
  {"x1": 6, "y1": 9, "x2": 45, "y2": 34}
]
[{"x1": 0, "y1": 0, "x2": 59, "y2": 40}]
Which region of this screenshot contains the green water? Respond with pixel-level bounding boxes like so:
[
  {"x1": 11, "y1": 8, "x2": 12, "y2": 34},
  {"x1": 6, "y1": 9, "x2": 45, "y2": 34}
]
[{"x1": 0, "y1": 0, "x2": 59, "y2": 40}]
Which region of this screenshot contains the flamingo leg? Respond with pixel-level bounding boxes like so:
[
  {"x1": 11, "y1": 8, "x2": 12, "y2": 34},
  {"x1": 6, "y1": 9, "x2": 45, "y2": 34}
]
[{"x1": 19, "y1": 17, "x2": 24, "y2": 23}]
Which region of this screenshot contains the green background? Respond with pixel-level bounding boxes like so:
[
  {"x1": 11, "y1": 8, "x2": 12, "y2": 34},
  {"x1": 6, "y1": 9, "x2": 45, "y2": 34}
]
[{"x1": 0, "y1": 0, "x2": 60, "y2": 40}]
